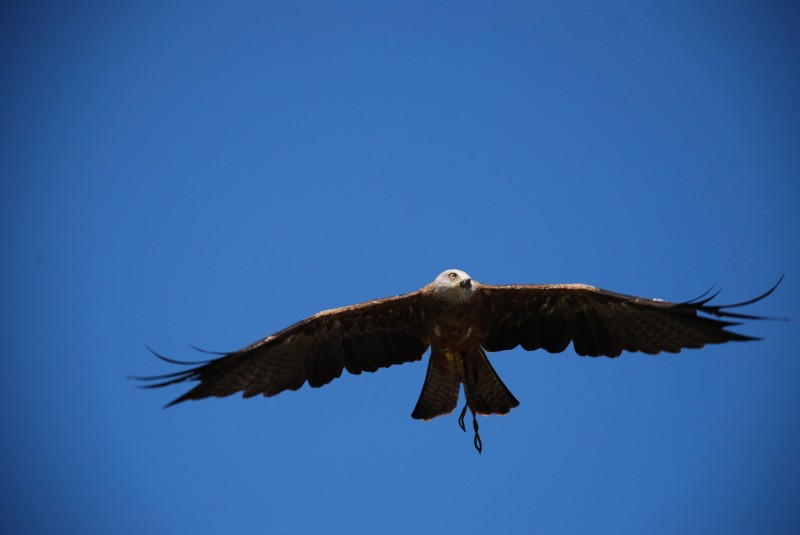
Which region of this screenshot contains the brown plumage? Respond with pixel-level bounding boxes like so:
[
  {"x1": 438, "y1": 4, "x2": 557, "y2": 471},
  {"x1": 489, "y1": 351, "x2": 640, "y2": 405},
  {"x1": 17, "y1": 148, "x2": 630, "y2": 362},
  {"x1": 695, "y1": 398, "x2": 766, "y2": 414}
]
[{"x1": 133, "y1": 269, "x2": 782, "y2": 453}]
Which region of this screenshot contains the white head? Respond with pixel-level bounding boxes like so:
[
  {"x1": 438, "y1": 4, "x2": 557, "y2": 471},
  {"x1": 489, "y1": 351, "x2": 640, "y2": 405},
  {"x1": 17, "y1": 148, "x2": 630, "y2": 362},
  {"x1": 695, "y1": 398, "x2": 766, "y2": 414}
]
[{"x1": 431, "y1": 269, "x2": 474, "y2": 302}]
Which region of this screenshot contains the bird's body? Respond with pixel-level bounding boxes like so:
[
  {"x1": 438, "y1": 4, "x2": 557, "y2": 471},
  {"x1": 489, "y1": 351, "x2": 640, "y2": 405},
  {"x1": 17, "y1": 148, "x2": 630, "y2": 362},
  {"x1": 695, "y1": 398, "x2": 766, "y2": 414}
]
[
  {"x1": 135, "y1": 269, "x2": 781, "y2": 453},
  {"x1": 410, "y1": 272, "x2": 520, "y2": 446}
]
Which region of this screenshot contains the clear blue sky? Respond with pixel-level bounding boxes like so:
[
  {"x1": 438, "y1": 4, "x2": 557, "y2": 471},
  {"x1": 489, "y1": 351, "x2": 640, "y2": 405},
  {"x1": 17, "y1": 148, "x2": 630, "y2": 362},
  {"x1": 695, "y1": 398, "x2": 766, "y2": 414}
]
[{"x1": 2, "y1": 2, "x2": 798, "y2": 534}]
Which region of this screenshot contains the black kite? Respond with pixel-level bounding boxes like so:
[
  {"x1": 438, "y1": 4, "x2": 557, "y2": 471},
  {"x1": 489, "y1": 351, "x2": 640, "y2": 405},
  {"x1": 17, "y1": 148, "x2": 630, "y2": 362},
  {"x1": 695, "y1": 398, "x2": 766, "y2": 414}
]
[{"x1": 134, "y1": 269, "x2": 781, "y2": 452}]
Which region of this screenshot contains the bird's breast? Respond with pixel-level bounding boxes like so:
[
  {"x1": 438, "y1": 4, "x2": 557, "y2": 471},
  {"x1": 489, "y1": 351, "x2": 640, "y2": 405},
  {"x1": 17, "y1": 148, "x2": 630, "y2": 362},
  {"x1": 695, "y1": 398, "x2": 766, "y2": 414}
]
[{"x1": 428, "y1": 308, "x2": 479, "y2": 352}]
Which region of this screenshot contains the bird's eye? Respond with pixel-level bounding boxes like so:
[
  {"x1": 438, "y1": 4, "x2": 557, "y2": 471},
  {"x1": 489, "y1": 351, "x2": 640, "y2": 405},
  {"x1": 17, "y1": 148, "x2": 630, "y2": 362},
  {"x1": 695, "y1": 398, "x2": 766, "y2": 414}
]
[{"x1": 449, "y1": 272, "x2": 457, "y2": 280}]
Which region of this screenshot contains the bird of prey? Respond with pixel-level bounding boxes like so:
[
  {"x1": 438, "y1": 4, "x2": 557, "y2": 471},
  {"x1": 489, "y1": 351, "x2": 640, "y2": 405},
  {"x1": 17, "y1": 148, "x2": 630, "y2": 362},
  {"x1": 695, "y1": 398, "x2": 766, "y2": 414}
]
[{"x1": 135, "y1": 269, "x2": 781, "y2": 453}]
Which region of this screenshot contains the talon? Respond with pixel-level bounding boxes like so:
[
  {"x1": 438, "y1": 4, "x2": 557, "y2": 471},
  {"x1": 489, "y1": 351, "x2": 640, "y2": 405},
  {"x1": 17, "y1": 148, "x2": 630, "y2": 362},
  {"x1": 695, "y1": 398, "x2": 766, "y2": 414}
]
[{"x1": 458, "y1": 404, "x2": 468, "y2": 432}]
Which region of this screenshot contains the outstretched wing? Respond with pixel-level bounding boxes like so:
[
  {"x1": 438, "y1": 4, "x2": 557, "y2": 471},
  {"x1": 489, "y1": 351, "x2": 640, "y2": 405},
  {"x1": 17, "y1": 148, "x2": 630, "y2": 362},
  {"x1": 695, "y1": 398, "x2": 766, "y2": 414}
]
[
  {"x1": 134, "y1": 292, "x2": 430, "y2": 406},
  {"x1": 478, "y1": 279, "x2": 781, "y2": 357}
]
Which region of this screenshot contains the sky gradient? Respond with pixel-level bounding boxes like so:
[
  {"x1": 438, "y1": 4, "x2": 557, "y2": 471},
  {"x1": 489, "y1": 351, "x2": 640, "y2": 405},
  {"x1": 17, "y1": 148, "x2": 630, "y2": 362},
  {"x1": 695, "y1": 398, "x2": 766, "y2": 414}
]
[{"x1": 2, "y1": 2, "x2": 799, "y2": 534}]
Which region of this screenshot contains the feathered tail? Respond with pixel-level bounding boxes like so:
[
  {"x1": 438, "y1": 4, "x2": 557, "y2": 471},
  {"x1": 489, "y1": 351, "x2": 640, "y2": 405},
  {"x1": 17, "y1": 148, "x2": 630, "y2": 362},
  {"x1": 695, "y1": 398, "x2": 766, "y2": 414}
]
[
  {"x1": 411, "y1": 347, "x2": 460, "y2": 420},
  {"x1": 411, "y1": 346, "x2": 519, "y2": 453},
  {"x1": 462, "y1": 346, "x2": 519, "y2": 416}
]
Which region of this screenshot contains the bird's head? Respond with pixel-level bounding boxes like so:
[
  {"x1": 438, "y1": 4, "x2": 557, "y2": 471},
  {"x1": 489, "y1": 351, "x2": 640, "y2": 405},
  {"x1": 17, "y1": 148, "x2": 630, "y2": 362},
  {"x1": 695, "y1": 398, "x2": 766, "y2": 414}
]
[{"x1": 432, "y1": 269, "x2": 474, "y2": 302}]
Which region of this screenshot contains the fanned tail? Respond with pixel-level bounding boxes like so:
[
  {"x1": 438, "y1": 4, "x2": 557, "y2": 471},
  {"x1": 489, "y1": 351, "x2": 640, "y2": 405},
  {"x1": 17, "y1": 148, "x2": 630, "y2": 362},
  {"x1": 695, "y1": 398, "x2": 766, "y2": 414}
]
[
  {"x1": 411, "y1": 348, "x2": 460, "y2": 420},
  {"x1": 412, "y1": 346, "x2": 520, "y2": 454},
  {"x1": 463, "y1": 346, "x2": 519, "y2": 416}
]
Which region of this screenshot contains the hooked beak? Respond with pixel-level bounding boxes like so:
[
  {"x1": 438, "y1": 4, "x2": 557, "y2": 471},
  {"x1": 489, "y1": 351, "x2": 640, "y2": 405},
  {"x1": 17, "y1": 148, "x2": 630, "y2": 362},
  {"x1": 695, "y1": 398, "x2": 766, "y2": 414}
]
[{"x1": 459, "y1": 278, "x2": 472, "y2": 288}]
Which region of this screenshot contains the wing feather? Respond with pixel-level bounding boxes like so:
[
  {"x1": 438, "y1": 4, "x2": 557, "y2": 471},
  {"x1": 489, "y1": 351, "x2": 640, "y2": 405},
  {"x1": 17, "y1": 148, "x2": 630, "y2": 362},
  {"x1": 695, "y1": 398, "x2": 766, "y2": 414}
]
[
  {"x1": 134, "y1": 292, "x2": 430, "y2": 405},
  {"x1": 478, "y1": 281, "x2": 778, "y2": 357}
]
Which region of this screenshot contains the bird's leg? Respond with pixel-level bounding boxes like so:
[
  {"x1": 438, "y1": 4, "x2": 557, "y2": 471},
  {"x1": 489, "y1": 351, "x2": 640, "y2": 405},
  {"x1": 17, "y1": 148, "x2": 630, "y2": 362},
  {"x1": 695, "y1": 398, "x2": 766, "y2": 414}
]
[
  {"x1": 471, "y1": 408, "x2": 482, "y2": 454},
  {"x1": 457, "y1": 357, "x2": 483, "y2": 453},
  {"x1": 458, "y1": 403, "x2": 468, "y2": 432},
  {"x1": 456, "y1": 401, "x2": 482, "y2": 453}
]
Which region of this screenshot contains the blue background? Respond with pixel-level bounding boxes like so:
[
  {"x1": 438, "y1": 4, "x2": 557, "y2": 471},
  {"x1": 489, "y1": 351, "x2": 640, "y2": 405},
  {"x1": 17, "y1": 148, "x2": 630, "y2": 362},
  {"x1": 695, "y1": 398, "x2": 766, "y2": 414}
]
[{"x1": 2, "y1": 2, "x2": 798, "y2": 534}]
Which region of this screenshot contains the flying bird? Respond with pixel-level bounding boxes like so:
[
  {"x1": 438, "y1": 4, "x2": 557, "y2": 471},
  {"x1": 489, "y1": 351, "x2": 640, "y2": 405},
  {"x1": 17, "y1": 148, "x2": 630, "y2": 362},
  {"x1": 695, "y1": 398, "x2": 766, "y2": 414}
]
[{"x1": 135, "y1": 269, "x2": 781, "y2": 453}]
